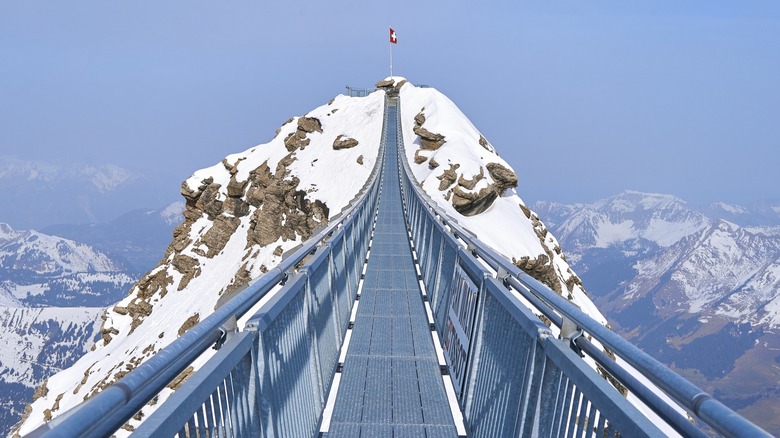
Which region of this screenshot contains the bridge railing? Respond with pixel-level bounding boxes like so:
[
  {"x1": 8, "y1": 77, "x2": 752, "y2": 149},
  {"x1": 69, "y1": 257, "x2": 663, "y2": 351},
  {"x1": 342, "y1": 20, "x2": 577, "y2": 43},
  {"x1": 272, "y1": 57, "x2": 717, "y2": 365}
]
[
  {"x1": 32, "y1": 98, "x2": 388, "y2": 438},
  {"x1": 393, "y1": 96, "x2": 771, "y2": 437}
]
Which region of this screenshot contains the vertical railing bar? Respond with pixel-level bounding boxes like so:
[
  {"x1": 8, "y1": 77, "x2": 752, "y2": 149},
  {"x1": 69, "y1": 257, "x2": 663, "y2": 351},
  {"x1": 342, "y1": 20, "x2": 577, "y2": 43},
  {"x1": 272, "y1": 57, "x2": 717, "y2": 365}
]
[
  {"x1": 186, "y1": 417, "x2": 197, "y2": 438},
  {"x1": 212, "y1": 390, "x2": 224, "y2": 438},
  {"x1": 225, "y1": 372, "x2": 240, "y2": 437},
  {"x1": 597, "y1": 412, "x2": 607, "y2": 438},
  {"x1": 204, "y1": 392, "x2": 216, "y2": 438},
  {"x1": 196, "y1": 404, "x2": 207, "y2": 438},
  {"x1": 221, "y1": 382, "x2": 232, "y2": 438},
  {"x1": 586, "y1": 403, "x2": 598, "y2": 438},
  {"x1": 566, "y1": 388, "x2": 582, "y2": 438},
  {"x1": 578, "y1": 400, "x2": 590, "y2": 438},
  {"x1": 555, "y1": 378, "x2": 575, "y2": 438}
]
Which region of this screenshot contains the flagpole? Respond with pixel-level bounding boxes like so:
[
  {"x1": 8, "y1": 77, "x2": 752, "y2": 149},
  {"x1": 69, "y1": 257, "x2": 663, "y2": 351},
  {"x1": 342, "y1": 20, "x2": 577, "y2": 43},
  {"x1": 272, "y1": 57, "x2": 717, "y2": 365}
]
[{"x1": 389, "y1": 28, "x2": 393, "y2": 78}]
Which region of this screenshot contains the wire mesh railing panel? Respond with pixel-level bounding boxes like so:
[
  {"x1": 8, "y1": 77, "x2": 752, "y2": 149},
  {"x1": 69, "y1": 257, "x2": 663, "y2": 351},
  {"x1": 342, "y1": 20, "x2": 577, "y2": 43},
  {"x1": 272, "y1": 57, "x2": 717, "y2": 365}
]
[
  {"x1": 257, "y1": 278, "x2": 321, "y2": 438},
  {"x1": 331, "y1": 233, "x2": 351, "y2": 335},
  {"x1": 307, "y1": 250, "x2": 340, "y2": 398}
]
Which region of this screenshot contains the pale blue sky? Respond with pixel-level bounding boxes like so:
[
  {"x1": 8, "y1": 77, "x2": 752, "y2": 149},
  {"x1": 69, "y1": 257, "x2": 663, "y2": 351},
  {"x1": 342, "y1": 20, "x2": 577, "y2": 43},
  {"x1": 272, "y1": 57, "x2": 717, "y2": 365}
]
[{"x1": 1, "y1": 1, "x2": 778, "y2": 206}]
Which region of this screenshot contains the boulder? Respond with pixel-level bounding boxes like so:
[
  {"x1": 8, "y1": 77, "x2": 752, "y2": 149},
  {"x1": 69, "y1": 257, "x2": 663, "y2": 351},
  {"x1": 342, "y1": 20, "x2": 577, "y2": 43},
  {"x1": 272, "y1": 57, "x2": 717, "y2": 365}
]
[
  {"x1": 332, "y1": 135, "x2": 359, "y2": 150},
  {"x1": 413, "y1": 125, "x2": 446, "y2": 150},
  {"x1": 414, "y1": 149, "x2": 428, "y2": 164},
  {"x1": 284, "y1": 131, "x2": 311, "y2": 152},
  {"x1": 375, "y1": 78, "x2": 394, "y2": 88},
  {"x1": 448, "y1": 164, "x2": 517, "y2": 216},
  {"x1": 297, "y1": 116, "x2": 322, "y2": 134},
  {"x1": 486, "y1": 162, "x2": 518, "y2": 191},
  {"x1": 451, "y1": 186, "x2": 499, "y2": 216}
]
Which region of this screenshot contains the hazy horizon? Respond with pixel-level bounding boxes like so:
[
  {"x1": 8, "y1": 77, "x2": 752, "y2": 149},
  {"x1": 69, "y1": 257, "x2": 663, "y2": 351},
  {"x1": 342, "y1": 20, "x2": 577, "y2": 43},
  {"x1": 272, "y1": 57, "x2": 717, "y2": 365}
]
[{"x1": 2, "y1": 1, "x2": 778, "y2": 211}]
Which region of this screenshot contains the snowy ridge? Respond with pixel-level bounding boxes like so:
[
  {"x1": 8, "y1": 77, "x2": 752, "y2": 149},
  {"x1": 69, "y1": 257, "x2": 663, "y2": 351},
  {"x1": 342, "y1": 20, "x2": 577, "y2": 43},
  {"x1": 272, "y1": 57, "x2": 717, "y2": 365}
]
[
  {"x1": 397, "y1": 80, "x2": 607, "y2": 326},
  {"x1": 0, "y1": 306, "x2": 103, "y2": 386},
  {"x1": 17, "y1": 91, "x2": 385, "y2": 435},
  {"x1": 0, "y1": 158, "x2": 136, "y2": 193},
  {"x1": 0, "y1": 223, "x2": 124, "y2": 276},
  {"x1": 19, "y1": 81, "x2": 619, "y2": 436}
]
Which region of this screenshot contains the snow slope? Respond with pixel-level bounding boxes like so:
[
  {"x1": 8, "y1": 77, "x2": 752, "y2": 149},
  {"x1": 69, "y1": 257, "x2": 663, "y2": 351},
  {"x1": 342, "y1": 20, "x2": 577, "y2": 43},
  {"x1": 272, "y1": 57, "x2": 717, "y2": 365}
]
[
  {"x1": 19, "y1": 80, "x2": 617, "y2": 435},
  {"x1": 17, "y1": 90, "x2": 386, "y2": 435},
  {"x1": 397, "y1": 80, "x2": 607, "y2": 326}
]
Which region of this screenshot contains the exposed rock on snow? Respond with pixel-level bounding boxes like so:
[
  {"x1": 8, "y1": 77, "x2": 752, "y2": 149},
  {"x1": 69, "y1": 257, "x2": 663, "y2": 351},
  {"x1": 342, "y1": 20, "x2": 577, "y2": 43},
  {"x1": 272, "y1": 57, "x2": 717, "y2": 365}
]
[
  {"x1": 397, "y1": 80, "x2": 602, "y2": 325},
  {"x1": 375, "y1": 77, "x2": 407, "y2": 96},
  {"x1": 283, "y1": 116, "x2": 322, "y2": 152},
  {"x1": 17, "y1": 90, "x2": 384, "y2": 436},
  {"x1": 412, "y1": 111, "x2": 446, "y2": 151},
  {"x1": 437, "y1": 163, "x2": 459, "y2": 191},
  {"x1": 332, "y1": 135, "x2": 359, "y2": 150}
]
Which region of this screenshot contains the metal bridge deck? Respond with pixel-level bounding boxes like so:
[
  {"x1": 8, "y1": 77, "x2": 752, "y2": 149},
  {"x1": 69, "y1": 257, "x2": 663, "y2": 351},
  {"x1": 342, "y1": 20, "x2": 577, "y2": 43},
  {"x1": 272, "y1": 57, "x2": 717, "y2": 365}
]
[{"x1": 328, "y1": 102, "x2": 457, "y2": 437}]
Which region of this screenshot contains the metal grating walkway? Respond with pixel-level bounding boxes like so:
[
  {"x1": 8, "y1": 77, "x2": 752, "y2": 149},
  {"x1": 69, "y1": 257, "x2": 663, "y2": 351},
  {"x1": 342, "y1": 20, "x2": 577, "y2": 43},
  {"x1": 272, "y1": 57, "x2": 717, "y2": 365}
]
[{"x1": 327, "y1": 102, "x2": 458, "y2": 437}]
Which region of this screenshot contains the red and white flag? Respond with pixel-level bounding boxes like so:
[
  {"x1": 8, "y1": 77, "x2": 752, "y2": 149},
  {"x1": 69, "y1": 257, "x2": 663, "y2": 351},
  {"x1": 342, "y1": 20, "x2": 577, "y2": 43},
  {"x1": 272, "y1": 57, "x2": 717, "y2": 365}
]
[{"x1": 389, "y1": 27, "x2": 397, "y2": 44}]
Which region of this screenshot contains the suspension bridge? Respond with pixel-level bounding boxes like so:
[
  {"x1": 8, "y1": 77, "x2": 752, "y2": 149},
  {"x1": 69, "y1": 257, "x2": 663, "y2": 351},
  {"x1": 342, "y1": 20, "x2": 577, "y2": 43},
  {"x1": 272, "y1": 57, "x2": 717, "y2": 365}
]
[{"x1": 28, "y1": 94, "x2": 771, "y2": 438}]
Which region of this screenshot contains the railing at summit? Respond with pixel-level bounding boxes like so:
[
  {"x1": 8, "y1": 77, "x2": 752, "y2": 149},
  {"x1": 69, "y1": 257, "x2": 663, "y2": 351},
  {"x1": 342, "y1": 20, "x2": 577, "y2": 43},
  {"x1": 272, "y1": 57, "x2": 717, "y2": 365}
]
[
  {"x1": 393, "y1": 97, "x2": 771, "y2": 437},
  {"x1": 345, "y1": 86, "x2": 373, "y2": 97}
]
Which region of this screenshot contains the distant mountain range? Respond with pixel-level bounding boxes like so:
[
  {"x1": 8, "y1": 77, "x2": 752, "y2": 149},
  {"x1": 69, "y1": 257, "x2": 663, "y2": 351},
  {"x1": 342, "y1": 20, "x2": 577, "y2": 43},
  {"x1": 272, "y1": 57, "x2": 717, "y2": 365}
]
[
  {"x1": 0, "y1": 156, "x2": 179, "y2": 230},
  {"x1": 0, "y1": 203, "x2": 182, "y2": 435},
  {"x1": 534, "y1": 190, "x2": 780, "y2": 433}
]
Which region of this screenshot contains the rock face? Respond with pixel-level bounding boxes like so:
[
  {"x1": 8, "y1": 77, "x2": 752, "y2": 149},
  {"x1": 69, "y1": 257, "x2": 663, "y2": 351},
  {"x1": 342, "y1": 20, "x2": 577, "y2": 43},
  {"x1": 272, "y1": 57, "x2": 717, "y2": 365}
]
[
  {"x1": 448, "y1": 163, "x2": 518, "y2": 217},
  {"x1": 412, "y1": 111, "x2": 446, "y2": 151}
]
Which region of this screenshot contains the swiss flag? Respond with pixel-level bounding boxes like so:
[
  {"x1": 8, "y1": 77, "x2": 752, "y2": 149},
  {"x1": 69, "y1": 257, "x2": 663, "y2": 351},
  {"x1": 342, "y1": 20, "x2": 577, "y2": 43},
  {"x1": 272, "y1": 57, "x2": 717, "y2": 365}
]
[{"x1": 389, "y1": 27, "x2": 397, "y2": 44}]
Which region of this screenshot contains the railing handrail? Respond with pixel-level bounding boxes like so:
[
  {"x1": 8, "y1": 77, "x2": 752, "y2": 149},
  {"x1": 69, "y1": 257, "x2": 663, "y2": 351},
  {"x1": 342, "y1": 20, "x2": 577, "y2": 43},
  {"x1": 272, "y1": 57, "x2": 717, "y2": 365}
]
[
  {"x1": 392, "y1": 93, "x2": 771, "y2": 438},
  {"x1": 31, "y1": 93, "x2": 389, "y2": 438}
]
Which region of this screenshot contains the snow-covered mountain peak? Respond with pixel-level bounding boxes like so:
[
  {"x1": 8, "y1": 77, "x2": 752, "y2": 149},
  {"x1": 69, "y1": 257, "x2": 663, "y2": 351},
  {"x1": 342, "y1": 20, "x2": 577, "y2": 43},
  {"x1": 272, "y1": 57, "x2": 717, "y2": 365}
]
[
  {"x1": 0, "y1": 157, "x2": 137, "y2": 193},
  {"x1": 159, "y1": 201, "x2": 185, "y2": 226},
  {"x1": 18, "y1": 81, "x2": 610, "y2": 435},
  {"x1": 18, "y1": 89, "x2": 386, "y2": 435}
]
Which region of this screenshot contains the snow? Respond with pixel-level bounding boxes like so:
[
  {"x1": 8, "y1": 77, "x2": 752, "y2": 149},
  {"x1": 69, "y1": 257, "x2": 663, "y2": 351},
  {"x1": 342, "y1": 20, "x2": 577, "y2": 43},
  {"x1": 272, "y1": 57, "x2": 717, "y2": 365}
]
[
  {"x1": 711, "y1": 202, "x2": 748, "y2": 215},
  {"x1": 160, "y1": 201, "x2": 185, "y2": 226},
  {"x1": 18, "y1": 90, "x2": 386, "y2": 436},
  {"x1": 397, "y1": 81, "x2": 608, "y2": 327},
  {"x1": 398, "y1": 84, "x2": 547, "y2": 262},
  {"x1": 19, "y1": 80, "x2": 629, "y2": 435}
]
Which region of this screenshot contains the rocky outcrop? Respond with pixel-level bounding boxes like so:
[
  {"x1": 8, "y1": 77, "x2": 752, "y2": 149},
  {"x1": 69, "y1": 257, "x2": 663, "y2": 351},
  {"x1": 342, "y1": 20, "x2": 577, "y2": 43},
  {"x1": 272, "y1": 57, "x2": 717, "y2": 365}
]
[
  {"x1": 479, "y1": 135, "x2": 494, "y2": 153},
  {"x1": 177, "y1": 314, "x2": 200, "y2": 337},
  {"x1": 447, "y1": 163, "x2": 518, "y2": 217},
  {"x1": 244, "y1": 159, "x2": 329, "y2": 247},
  {"x1": 412, "y1": 110, "x2": 446, "y2": 151},
  {"x1": 332, "y1": 135, "x2": 359, "y2": 150},
  {"x1": 486, "y1": 163, "x2": 518, "y2": 191},
  {"x1": 451, "y1": 186, "x2": 499, "y2": 217},
  {"x1": 437, "y1": 164, "x2": 459, "y2": 191},
  {"x1": 284, "y1": 117, "x2": 322, "y2": 152},
  {"x1": 414, "y1": 149, "x2": 428, "y2": 164},
  {"x1": 375, "y1": 78, "x2": 407, "y2": 96},
  {"x1": 513, "y1": 254, "x2": 562, "y2": 295},
  {"x1": 457, "y1": 167, "x2": 484, "y2": 190},
  {"x1": 357, "y1": 155, "x2": 364, "y2": 165}
]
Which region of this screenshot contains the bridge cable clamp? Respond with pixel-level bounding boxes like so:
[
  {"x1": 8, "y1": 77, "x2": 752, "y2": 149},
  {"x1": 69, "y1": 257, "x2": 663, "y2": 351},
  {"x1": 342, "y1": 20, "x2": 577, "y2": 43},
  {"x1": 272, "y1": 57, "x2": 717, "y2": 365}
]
[
  {"x1": 214, "y1": 315, "x2": 238, "y2": 351},
  {"x1": 560, "y1": 317, "x2": 585, "y2": 357}
]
